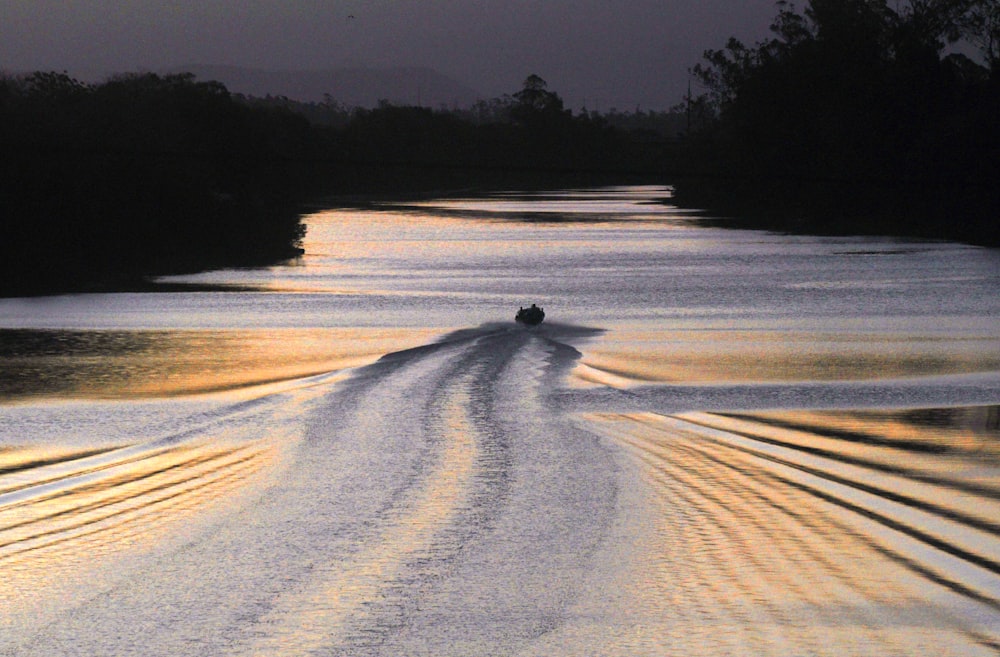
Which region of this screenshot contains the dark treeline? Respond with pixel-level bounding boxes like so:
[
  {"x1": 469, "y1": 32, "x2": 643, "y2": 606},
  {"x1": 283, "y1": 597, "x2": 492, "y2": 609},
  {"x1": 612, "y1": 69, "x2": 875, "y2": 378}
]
[
  {"x1": 0, "y1": 72, "x2": 321, "y2": 295},
  {"x1": 239, "y1": 74, "x2": 676, "y2": 183},
  {"x1": 673, "y1": 0, "x2": 999, "y2": 245},
  {"x1": 0, "y1": 72, "x2": 672, "y2": 295},
  {"x1": 5, "y1": 1, "x2": 997, "y2": 299}
]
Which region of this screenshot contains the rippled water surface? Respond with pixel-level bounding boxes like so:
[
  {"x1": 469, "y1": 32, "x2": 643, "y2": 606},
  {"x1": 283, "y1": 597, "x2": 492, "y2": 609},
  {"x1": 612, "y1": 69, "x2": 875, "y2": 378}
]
[{"x1": 2, "y1": 186, "x2": 999, "y2": 655}]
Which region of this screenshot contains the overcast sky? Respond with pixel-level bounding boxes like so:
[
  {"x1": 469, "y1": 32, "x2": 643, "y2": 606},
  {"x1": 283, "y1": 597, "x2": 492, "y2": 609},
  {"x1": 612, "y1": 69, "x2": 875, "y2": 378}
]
[{"x1": 1, "y1": 0, "x2": 781, "y2": 110}]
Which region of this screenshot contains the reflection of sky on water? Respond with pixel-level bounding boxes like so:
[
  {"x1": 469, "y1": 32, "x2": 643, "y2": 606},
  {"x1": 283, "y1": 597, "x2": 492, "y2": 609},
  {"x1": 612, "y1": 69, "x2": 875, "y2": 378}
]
[
  {"x1": 1, "y1": 185, "x2": 998, "y2": 400},
  {"x1": 578, "y1": 328, "x2": 1000, "y2": 386},
  {"x1": 2, "y1": 187, "x2": 1000, "y2": 655},
  {"x1": 0, "y1": 328, "x2": 439, "y2": 401}
]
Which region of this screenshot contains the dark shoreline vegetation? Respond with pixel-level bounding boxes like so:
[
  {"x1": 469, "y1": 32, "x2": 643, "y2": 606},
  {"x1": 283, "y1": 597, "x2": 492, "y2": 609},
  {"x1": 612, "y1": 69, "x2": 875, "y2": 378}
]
[
  {"x1": 0, "y1": 71, "x2": 671, "y2": 297},
  {"x1": 2, "y1": 0, "x2": 997, "y2": 297},
  {"x1": 674, "y1": 0, "x2": 999, "y2": 247}
]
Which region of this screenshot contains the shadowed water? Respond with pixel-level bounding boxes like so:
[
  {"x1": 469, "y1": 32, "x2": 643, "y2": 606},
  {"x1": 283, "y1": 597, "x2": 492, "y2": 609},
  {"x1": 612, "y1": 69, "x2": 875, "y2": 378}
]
[{"x1": 1, "y1": 186, "x2": 999, "y2": 655}]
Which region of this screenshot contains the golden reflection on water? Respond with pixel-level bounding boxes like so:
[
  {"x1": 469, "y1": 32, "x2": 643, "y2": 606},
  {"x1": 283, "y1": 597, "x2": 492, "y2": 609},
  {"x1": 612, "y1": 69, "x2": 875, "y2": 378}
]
[
  {"x1": 0, "y1": 437, "x2": 280, "y2": 615},
  {"x1": 580, "y1": 406, "x2": 1000, "y2": 654},
  {"x1": 0, "y1": 446, "x2": 119, "y2": 482},
  {"x1": 0, "y1": 327, "x2": 440, "y2": 401},
  {"x1": 743, "y1": 405, "x2": 1000, "y2": 457},
  {"x1": 578, "y1": 329, "x2": 1000, "y2": 385}
]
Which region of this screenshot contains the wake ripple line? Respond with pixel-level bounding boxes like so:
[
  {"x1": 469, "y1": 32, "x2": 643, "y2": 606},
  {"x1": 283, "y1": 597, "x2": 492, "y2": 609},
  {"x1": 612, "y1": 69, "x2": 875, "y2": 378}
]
[
  {"x1": 623, "y1": 418, "x2": 988, "y2": 612},
  {"x1": 618, "y1": 427, "x2": 867, "y2": 593},
  {"x1": 676, "y1": 414, "x2": 1000, "y2": 572},
  {"x1": 0, "y1": 445, "x2": 265, "y2": 561},
  {"x1": 591, "y1": 412, "x2": 997, "y2": 651},
  {"x1": 619, "y1": 430, "x2": 853, "y2": 608},
  {"x1": 658, "y1": 413, "x2": 1000, "y2": 610},
  {"x1": 687, "y1": 413, "x2": 1000, "y2": 501}
]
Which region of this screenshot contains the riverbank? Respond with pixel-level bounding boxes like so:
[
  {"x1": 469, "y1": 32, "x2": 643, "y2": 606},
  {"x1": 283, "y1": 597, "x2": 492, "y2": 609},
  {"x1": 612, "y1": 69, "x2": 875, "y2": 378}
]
[{"x1": 671, "y1": 174, "x2": 1000, "y2": 248}]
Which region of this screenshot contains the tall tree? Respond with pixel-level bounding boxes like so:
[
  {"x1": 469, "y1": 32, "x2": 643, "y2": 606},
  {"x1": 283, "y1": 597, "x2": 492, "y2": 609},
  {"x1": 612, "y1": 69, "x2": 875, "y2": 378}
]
[
  {"x1": 510, "y1": 74, "x2": 569, "y2": 131},
  {"x1": 678, "y1": 0, "x2": 998, "y2": 244}
]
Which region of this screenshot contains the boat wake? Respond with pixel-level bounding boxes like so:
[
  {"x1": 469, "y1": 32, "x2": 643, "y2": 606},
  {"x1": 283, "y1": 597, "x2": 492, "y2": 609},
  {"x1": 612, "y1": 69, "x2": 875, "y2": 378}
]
[{"x1": 2, "y1": 323, "x2": 999, "y2": 655}]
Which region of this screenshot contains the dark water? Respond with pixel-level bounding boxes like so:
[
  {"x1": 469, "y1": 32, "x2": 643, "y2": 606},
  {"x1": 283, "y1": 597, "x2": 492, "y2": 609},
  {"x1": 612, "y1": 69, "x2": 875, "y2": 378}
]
[{"x1": 1, "y1": 186, "x2": 999, "y2": 655}]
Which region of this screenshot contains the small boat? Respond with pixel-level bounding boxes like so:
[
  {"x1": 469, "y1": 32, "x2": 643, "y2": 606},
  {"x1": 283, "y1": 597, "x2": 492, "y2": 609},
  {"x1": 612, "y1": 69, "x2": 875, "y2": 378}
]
[{"x1": 515, "y1": 304, "x2": 545, "y2": 326}]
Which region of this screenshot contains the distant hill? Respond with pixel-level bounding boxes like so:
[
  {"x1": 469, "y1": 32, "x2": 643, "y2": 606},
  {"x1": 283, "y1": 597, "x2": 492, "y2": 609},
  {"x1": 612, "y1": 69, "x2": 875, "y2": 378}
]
[{"x1": 169, "y1": 65, "x2": 483, "y2": 108}]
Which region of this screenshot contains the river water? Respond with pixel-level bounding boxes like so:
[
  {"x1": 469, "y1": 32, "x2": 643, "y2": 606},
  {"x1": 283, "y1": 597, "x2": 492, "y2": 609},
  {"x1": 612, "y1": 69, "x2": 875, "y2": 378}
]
[{"x1": 1, "y1": 186, "x2": 999, "y2": 655}]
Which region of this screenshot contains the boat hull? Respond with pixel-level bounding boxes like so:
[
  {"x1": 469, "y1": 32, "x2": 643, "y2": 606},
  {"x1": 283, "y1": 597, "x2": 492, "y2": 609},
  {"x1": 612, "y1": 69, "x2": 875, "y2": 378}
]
[{"x1": 515, "y1": 306, "x2": 545, "y2": 326}]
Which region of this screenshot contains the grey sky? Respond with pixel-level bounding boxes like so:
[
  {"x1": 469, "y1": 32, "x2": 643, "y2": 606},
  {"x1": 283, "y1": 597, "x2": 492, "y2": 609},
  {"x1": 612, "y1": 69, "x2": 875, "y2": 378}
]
[{"x1": 1, "y1": 0, "x2": 780, "y2": 110}]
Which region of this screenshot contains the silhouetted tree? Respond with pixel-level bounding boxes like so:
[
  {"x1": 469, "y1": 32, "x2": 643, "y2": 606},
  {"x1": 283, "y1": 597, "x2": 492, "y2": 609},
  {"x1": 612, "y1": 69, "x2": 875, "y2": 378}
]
[
  {"x1": 676, "y1": 0, "x2": 998, "y2": 244},
  {"x1": 509, "y1": 75, "x2": 572, "y2": 134},
  {"x1": 956, "y1": 0, "x2": 1000, "y2": 71},
  {"x1": 0, "y1": 72, "x2": 324, "y2": 295}
]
